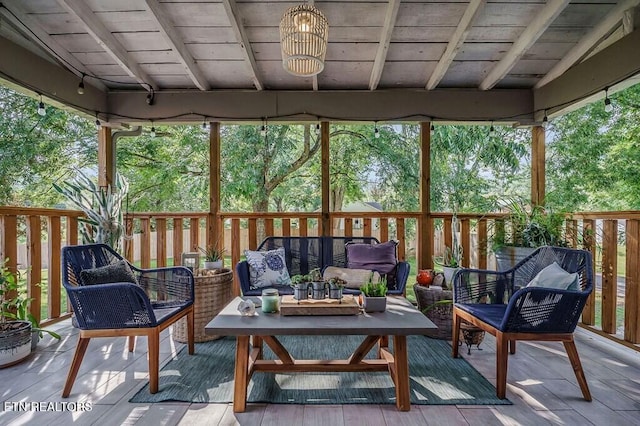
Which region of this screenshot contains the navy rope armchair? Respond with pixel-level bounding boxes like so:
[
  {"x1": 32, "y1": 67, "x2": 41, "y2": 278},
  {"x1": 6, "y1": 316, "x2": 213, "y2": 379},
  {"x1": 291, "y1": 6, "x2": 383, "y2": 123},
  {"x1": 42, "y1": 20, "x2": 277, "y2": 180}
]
[
  {"x1": 452, "y1": 246, "x2": 593, "y2": 401},
  {"x1": 61, "y1": 244, "x2": 195, "y2": 397}
]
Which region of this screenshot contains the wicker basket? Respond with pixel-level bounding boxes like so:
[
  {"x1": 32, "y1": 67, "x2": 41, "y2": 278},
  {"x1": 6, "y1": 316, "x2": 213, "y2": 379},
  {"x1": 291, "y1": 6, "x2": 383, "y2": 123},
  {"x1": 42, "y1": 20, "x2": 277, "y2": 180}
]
[
  {"x1": 414, "y1": 284, "x2": 453, "y2": 340},
  {"x1": 173, "y1": 269, "x2": 233, "y2": 343}
]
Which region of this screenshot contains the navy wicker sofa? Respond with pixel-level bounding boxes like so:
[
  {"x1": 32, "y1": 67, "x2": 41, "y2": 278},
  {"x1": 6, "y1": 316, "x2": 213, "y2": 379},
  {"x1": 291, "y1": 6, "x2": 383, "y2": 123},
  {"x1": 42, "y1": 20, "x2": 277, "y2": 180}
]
[{"x1": 237, "y1": 236, "x2": 409, "y2": 296}]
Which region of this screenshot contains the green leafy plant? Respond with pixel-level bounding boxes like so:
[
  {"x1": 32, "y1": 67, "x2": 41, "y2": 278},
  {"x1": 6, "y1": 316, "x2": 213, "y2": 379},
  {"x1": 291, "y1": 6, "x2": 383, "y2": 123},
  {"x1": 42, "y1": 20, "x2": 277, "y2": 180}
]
[
  {"x1": 0, "y1": 260, "x2": 60, "y2": 339},
  {"x1": 199, "y1": 244, "x2": 225, "y2": 262},
  {"x1": 361, "y1": 276, "x2": 388, "y2": 297},
  {"x1": 434, "y1": 245, "x2": 462, "y2": 268},
  {"x1": 53, "y1": 170, "x2": 128, "y2": 253},
  {"x1": 327, "y1": 277, "x2": 346, "y2": 289},
  {"x1": 492, "y1": 197, "x2": 569, "y2": 250}
]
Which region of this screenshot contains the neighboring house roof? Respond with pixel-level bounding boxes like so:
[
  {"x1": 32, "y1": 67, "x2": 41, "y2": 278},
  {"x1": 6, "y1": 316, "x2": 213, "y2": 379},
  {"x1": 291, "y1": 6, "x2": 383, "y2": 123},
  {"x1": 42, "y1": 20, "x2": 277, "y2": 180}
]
[{"x1": 342, "y1": 201, "x2": 383, "y2": 213}]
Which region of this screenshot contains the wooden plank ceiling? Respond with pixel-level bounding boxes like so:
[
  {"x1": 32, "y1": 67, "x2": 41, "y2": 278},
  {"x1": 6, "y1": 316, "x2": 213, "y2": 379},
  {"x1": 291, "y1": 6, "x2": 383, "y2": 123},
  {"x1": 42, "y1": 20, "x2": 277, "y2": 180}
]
[{"x1": 0, "y1": 0, "x2": 639, "y2": 124}]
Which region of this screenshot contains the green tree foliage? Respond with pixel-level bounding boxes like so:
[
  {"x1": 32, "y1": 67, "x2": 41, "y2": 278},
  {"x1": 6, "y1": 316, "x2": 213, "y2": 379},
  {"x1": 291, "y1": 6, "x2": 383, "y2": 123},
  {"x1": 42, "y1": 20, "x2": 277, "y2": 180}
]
[
  {"x1": 546, "y1": 84, "x2": 640, "y2": 211},
  {"x1": 430, "y1": 124, "x2": 529, "y2": 212},
  {"x1": 0, "y1": 87, "x2": 96, "y2": 206},
  {"x1": 117, "y1": 125, "x2": 210, "y2": 212}
]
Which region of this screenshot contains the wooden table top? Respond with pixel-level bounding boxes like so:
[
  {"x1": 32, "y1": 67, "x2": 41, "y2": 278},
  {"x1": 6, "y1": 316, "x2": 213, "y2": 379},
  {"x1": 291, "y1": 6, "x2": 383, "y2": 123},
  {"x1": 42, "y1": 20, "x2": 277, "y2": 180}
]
[{"x1": 204, "y1": 296, "x2": 437, "y2": 336}]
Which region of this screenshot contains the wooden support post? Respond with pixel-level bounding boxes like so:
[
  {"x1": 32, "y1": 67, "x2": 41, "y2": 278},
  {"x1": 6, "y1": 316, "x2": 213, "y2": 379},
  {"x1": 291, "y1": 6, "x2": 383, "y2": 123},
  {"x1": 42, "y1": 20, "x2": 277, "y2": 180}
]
[
  {"x1": 321, "y1": 121, "x2": 330, "y2": 236},
  {"x1": 625, "y1": 219, "x2": 640, "y2": 343},
  {"x1": 419, "y1": 122, "x2": 432, "y2": 269},
  {"x1": 209, "y1": 122, "x2": 221, "y2": 248},
  {"x1": 531, "y1": 126, "x2": 545, "y2": 206},
  {"x1": 601, "y1": 220, "x2": 618, "y2": 334},
  {"x1": 27, "y1": 216, "x2": 42, "y2": 325},
  {"x1": 461, "y1": 219, "x2": 470, "y2": 268},
  {"x1": 581, "y1": 219, "x2": 596, "y2": 325},
  {"x1": 173, "y1": 218, "x2": 183, "y2": 265},
  {"x1": 140, "y1": 218, "x2": 151, "y2": 269},
  {"x1": 97, "y1": 126, "x2": 113, "y2": 189},
  {"x1": 232, "y1": 218, "x2": 241, "y2": 297},
  {"x1": 48, "y1": 216, "x2": 61, "y2": 320}
]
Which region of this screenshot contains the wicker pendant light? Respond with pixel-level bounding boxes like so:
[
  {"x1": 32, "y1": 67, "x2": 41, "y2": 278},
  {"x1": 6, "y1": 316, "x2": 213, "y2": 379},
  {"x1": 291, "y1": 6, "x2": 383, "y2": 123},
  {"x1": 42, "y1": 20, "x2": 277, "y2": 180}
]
[{"x1": 279, "y1": 4, "x2": 329, "y2": 77}]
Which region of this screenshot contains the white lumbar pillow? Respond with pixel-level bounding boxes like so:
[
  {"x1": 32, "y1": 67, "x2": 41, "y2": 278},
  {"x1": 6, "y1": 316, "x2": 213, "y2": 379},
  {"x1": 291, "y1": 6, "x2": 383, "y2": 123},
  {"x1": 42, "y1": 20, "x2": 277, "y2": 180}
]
[
  {"x1": 323, "y1": 266, "x2": 381, "y2": 289},
  {"x1": 526, "y1": 262, "x2": 579, "y2": 291}
]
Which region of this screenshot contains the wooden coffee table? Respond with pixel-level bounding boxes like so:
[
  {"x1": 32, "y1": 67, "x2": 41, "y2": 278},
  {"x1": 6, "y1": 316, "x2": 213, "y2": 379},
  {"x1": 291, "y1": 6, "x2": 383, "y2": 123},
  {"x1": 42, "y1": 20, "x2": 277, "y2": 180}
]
[{"x1": 205, "y1": 296, "x2": 436, "y2": 412}]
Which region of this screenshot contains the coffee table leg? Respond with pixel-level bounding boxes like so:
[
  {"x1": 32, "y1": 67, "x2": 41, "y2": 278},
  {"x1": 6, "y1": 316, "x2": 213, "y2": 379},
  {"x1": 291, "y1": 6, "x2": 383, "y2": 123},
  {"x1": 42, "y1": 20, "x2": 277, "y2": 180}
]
[
  {"x1": 233, "y1": 335, "x2": 250, "y2": 412},
  {"x1": 393, "y1": 335, "x2": 410, "y2": 411}
]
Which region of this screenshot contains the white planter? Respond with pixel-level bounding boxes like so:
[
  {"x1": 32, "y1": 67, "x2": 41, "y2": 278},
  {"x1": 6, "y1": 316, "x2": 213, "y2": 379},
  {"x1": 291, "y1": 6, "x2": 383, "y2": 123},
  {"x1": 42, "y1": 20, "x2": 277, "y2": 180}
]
[
  {"x1": 363, "y1": 296, "x2": 387, "y2": 313},
  {"x1": 0, "y1": 321, "x2": 32, "y2": 369},
  {"x1": 204, "y1": 260, "x2": 223, "y2": 270},
  {"x1": 494, "y1": 247, "x2": 536, "y2": 271},
  {"x1": 442, "y1": 266, "x2": 459, "y2": 288}
]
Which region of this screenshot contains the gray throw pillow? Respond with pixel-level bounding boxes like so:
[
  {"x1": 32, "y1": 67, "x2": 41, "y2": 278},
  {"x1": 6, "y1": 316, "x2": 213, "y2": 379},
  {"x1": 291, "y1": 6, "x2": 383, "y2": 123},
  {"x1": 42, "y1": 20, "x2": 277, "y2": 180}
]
[
  {"x1": 526, "y1": 262, "x2": 579, "y2": 291},
  {"x1": 79, "y1": 260, "x2": 137, "y2": 286}
]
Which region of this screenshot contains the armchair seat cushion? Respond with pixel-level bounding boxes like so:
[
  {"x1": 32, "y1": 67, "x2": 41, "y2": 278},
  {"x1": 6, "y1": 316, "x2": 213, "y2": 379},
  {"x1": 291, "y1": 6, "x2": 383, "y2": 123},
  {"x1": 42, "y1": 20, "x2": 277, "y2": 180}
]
[{"x1": 455, "y1": 303, "x2": 508, "y2": 331}]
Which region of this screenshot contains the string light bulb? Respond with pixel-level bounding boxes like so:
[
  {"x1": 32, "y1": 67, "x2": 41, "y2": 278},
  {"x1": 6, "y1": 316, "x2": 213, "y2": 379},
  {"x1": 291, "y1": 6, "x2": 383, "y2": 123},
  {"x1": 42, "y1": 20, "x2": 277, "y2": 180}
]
[
  {"x1": 95, "y1": 113, "x2": 101, "y2": 129},
  {"x1": 315, "y1": 123, "x2": 320, "y2": 135},
  {"x1": 489, "y1": 123, "x2": 495, "y2": 135},
  {"x1": 37, "y1": 95, "x2": 46, "y2": 116},
  {"x1": 430, "y1": 123, "x2": 435, "y2": 131},
  {"x1": 542, "y1": 111, "x2": 548, "y2": 128},
  {"x1": 77, "y1": 74, "x2": 85, "y2": 95},
  {"x1": 374, "y1": 122, "x2": 380, "y2": 138},
  {"x1": 150, "y1": 123, "x2": 156, "y2": 138},
  {"x1": 202, "y1": 118, "x2": 208, "y2": 130},
  {"x1": 604, "y1": 89, "x2": 613, "y2": 113},
  {"x1": 260, "y1": 121, "x2": 267, "y2": 136}
]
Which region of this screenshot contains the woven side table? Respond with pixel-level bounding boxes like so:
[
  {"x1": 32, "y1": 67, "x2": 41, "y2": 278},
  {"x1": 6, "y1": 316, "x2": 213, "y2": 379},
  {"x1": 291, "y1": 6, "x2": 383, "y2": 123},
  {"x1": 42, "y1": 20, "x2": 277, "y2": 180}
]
[
  {"x1": 414, "y1": 284, "x2": 453, "y2": 340},
  {"x1": 173, "y1": 269, "x2": 233, "y2": 343}
]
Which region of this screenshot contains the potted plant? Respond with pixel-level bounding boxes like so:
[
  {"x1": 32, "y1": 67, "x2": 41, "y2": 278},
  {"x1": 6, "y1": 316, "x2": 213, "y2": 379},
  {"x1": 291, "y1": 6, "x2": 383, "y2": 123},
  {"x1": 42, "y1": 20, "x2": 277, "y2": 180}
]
[
  {"x1": 326, "y1": 277, "x2": 346, "y2": 300},
  {"x1": 360, "y1": 277, "x2": 388, "y2": 313},
  {"x1": 199, "y1": 242, "x2": 225, "y2": 269},
  {"x1": 53, "y1": 170, "x2": 128, "y2": 253},
  {"x1": 0, "y1": 261, "x2": 32, "y2": 368},
  {"x1": 290, "y1": 273, "x2": 311, "y2": 300},
  {"x1": 308, "y1": 268, "x2": 326, "y2": 300},
  {"x1": 492, "y1": 198, "x2": 569, "y2": 270},
  {"x1": 434, "y1": 245, "x2": 462, "y2": 287}
]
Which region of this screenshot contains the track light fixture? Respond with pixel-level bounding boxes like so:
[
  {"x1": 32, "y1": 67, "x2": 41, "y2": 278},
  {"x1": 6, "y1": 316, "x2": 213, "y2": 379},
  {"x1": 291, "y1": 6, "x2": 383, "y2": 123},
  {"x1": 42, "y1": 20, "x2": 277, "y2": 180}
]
[
  {"x1": 604, "y1": 88, "x2": 613, "y2": 113},
  {"x1": 37, "y1": 95, "x2": 46, "y2": 116},
  {"x1": 77, "y1": 74, "x2": 85, "y2": 95},
  {"x1": 146, "y1": 90, "x2": 155, "y2": 106}
]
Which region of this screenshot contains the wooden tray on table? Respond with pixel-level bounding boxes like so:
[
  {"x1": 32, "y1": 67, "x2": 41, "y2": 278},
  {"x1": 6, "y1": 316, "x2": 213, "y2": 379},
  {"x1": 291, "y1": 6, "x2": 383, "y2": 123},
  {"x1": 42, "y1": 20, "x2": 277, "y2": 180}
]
[{"x1": 280, "y1": 295, "x2": 360, "y2": 316}]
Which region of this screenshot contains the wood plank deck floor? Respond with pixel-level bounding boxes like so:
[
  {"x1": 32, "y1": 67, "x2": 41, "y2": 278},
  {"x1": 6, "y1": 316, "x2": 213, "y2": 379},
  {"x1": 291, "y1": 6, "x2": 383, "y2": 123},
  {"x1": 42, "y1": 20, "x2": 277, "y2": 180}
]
[{"x1": 1, "y1": 320, "x2": 639, "y2": 426}]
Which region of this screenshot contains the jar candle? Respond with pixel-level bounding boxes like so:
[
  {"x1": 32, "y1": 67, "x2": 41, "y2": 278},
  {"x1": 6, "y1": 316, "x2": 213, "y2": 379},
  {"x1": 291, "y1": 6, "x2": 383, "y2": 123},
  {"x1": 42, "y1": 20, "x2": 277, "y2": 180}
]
[{"x1": 261, "y1": 289, "x2": 280, "y2": 313}]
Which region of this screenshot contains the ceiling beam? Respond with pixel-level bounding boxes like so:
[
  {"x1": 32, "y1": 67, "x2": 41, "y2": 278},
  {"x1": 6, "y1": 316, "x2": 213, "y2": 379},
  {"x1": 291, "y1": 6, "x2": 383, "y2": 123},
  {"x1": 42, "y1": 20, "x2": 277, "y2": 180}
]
[
  {"x1": 534, "y1": 28, "x2": 640, "y2": 121},
  {"x1": 369, "y1": 0, "x2": 401, "y2": 90},
  {"x1": 426, "y1": 0, "x2": 486, "y2": 90},
  {"x1": 56, "y1": 0, "x2": 157, "y2": 91},
  {"x1": 535, "y1": 0, "x2": 640, "y2": 89},
  {"x1": 0, "y1": 35, "x2": 107, "y2": 118},
  {"x1": 221, "y1": 0, "x2": 263, "y2": 91},
  {"x1": 0, "y1": 2, "x2": 106, "y2": 91},
  {"x1": 107, "y1": 88, "x2": 534, "y2": 125},
  {"x1": 479, "y1": 0, "x2": 569, "y2": 91},
  {"x1": 144, "y1": 0, "x2": 210, "y2": 91}
]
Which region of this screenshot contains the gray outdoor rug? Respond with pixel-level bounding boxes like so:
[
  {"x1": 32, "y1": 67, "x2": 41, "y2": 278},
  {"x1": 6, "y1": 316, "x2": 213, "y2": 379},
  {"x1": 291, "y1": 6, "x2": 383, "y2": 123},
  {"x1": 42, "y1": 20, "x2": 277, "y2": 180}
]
[{"x1": 130, "y1": 335, "x2": 510, "y2": 405}]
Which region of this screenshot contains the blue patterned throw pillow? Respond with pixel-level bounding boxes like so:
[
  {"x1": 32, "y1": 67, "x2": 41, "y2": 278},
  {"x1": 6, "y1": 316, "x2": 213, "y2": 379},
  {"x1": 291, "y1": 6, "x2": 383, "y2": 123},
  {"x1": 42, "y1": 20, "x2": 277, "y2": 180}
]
[{"x1": 245, "y1": 247, "x2": 291, "y2": 289}]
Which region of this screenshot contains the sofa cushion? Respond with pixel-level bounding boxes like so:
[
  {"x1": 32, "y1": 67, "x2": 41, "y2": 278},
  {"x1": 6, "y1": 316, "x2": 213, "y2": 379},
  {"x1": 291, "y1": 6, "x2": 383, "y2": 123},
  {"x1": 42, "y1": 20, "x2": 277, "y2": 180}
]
[
  {"x1": 79, "y1": 260, "x2": 137, "y2": 286},
  {"x1": 245, "y1": 247, "x2": 292, "y2": 289},
  {"x1": 323, "y1": 266, "x2": 381, "y2": 289},
  {"x1": 346, "y1": 241, "x2": 398, "y2": 286},
  {"x1": 526, "y1": 262, "x2": 579, "y2": 291}
]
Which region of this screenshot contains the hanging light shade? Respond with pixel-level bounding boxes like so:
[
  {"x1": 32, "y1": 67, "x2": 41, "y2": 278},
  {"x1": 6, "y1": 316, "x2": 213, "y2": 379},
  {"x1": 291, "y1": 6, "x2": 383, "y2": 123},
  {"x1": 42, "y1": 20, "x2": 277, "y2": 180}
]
[{"x1": 279, "y1": 4, "x2": 329, "y2": 77}]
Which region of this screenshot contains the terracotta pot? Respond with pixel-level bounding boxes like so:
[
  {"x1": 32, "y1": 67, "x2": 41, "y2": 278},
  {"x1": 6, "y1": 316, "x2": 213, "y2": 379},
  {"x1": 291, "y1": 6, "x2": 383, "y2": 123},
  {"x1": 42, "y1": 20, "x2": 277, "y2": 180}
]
[{"x1": 416, "y1": 269, "x2": 434, "y2": 286}]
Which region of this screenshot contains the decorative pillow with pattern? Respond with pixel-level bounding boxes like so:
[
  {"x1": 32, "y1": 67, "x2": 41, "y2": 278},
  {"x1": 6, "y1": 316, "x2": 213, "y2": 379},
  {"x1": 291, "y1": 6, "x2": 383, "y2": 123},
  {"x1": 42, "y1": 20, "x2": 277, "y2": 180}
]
[{"x1": 245, "y1": 247, "x2": 292, "y2": 289}]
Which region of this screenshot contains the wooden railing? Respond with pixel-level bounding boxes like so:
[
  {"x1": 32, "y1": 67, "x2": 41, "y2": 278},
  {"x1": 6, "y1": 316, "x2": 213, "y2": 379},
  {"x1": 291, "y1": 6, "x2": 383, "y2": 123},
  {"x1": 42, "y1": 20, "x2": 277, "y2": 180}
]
[{"x1": 1, "y1": 207, "x2": 639, "y2": 350}]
